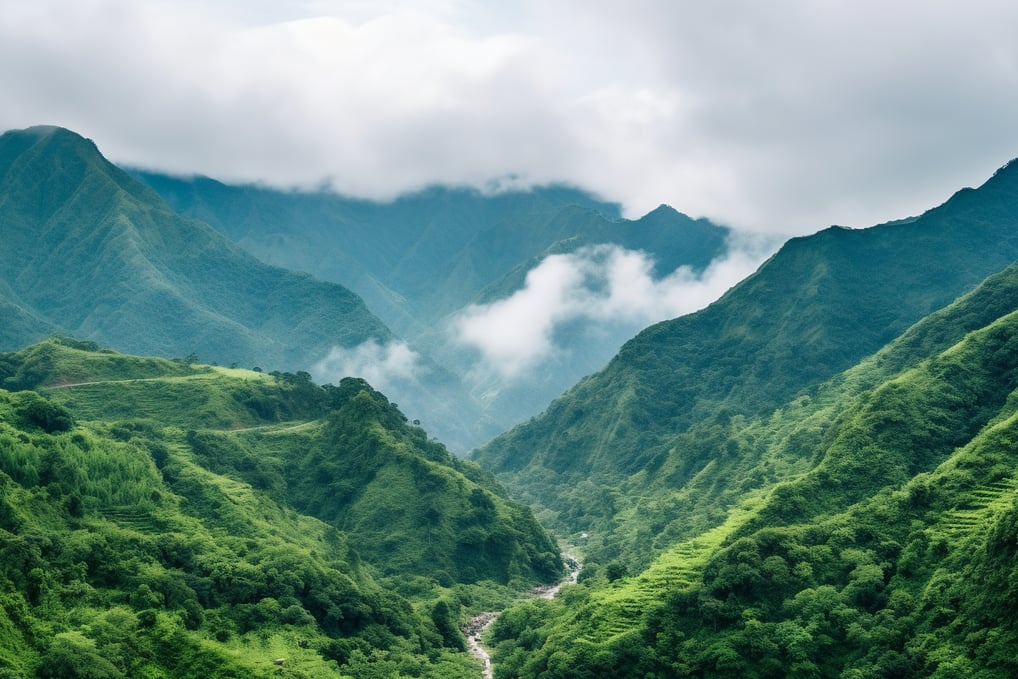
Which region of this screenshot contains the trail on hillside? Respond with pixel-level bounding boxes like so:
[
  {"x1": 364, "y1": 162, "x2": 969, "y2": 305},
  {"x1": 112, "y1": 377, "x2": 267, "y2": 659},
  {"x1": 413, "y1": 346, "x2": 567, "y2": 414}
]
[{"x1": 44, "y1": 376, "x2": 171, "y2": 389}]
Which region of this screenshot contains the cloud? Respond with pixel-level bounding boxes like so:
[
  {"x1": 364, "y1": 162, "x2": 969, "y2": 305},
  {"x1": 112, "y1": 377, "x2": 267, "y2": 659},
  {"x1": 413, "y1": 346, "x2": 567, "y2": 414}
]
[
  {"x1": 1, "y1": 1, "x2": 1017, "y2": 234},
  {"x1": 311, "y1": 339, "x2": 421, "y2": 394},
  {"x1": 451, "y1": 241, "x2": 770, "y2": 379}
]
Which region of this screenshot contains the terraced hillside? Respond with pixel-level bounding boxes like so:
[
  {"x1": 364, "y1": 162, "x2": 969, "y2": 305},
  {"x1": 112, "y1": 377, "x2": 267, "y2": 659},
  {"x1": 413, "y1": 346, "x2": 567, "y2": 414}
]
[
  {"x1": 474, "y1": 157, "x2": 1018, "y2": 566},
  {"x1": 0, "y1": 338, "x2": 564, "y2": 677},
  {"x1": 486, "y1": 260, "x2": 1018, "y2": 678}
]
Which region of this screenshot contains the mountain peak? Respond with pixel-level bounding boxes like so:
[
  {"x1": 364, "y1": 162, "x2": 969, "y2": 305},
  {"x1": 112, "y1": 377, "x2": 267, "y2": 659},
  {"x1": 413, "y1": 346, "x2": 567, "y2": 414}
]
[
  {"x1": 987, "y1": 157, "x2": 1018, "y2": 185},
  {"x1": 18, "y1": 123, "x2": 64, "y2": 137},
  {"x1": 3, "y1": 124, "x2": 98, "y2": 149},
  {"x1": 0, "y1": 124, "x2": 394, "y2": 373},
  {"x1": 643, "y1": 203, "x2": 681, "y2": 218}
]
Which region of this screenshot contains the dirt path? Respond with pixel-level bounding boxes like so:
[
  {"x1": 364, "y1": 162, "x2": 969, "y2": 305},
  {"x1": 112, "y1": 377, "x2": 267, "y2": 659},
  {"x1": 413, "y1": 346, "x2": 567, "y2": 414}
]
[{"x1": 44, "y1": 377, "x2": 169, "y2": 389}]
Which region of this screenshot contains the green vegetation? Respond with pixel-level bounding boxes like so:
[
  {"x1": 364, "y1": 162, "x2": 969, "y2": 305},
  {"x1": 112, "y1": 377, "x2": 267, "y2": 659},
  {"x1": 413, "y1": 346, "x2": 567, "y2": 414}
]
[
  {"x1": 131, "y1": 172, "x2": 725, "y2": 337},
  {"x1": 474, "y1": 157, "x2": 1018, "y2": 567},
  {"x1": 0, "y1": 126, "x2": 392, "y2": 373},
  {"x1": 482, "y1": 258, "x2": 1018, "y2": 676},
  {"x1": 0, "y1": 339, "x2": 561, "y2": 677},
  {"x1": 134, "y1": 168, "x2": 731, "y2": 450},
  {"x1": 6, "y1": 124, "x2": 1018, "y2": 677}
]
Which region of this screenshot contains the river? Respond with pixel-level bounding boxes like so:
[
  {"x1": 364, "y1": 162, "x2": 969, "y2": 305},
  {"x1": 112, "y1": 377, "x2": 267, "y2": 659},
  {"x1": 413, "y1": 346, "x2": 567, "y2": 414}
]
[{"x1": 462, "y1": 554, "x2": 581, "y2": 678}]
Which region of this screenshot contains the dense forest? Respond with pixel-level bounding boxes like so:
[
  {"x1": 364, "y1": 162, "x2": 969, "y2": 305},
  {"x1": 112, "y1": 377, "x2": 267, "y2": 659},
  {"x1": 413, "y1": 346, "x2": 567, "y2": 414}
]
[
  {"x1": 0, "y1": 338, "x2": 560, "y2": 677},
  {"x1": 475, "y1": 156, "x2": 1018, "y2": 572},
  {"x1": 478, "y1": 205, "x2": 1018, "y2": 677},
  {"x1": 3, "y1": 123, "x2": 1018, "y2": 678}
]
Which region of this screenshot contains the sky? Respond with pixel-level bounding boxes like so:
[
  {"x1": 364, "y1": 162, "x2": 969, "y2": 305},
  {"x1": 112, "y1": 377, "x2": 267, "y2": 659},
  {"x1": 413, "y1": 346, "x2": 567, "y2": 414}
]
[{"x1": 3, "y1": 0, "x2": 1018, "y2": 236}]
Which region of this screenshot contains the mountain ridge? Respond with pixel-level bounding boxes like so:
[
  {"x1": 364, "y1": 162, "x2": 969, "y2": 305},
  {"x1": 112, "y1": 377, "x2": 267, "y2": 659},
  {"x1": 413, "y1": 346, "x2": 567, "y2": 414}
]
[
  {"x1": 0, "y1": 337, "x2": 562, "y2": 676},
  {"x1": 473, "y1": 154, "x2": 1018, "y2": 559},
  {"x1": 0, "y1": 125, "x2": 393, "y2": 373},
  {"x1": 486, "y1": 227, "x2": 1018, "y2": 679},
  {"x1": 132, "y1": 164, "x2": 734, "y2": 449}
]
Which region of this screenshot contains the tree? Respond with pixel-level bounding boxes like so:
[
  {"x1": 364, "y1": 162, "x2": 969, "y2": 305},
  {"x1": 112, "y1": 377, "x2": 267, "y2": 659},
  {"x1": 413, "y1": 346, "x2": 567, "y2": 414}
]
[{"x1": 13, "y1": 392, "x2": 74, "y2": 433}]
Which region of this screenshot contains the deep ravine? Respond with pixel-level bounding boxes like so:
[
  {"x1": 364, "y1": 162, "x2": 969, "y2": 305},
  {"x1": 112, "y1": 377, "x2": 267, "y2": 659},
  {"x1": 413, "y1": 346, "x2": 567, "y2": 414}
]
[{"x1": 463, "y1": 554, "x2": 581, "y2": 678}]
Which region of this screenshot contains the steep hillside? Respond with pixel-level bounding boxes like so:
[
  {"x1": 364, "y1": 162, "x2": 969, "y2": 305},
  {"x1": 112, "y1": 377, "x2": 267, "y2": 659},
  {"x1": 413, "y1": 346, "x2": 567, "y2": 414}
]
[
  {"x1": 133, "y1": 168, "x2": 732, "y2": 448},
  {"x1": 0, "y1": 126, "x2": 391, "y2": 371},
  {"x1": 0, "y1": 339, "x2": 562, "y2": 677},
  {"x1": 132, "y1": 171, "x2": 726, "y2": 336},
  {"x1": 474, "y1": 158, "x2": 1018, "y2": 548},
  {"x1": 0, "y1": 291, "x2": 57, "y2": 349},
  {"x1": 487, "y1": 256, "x2": 1018, "y2": 678},
  {"x1": 129, "y1": 173, "x2": 624, "y2": 333},
  {"x1": 2, "y1": 338, "x2": 560, "y2": 585}
]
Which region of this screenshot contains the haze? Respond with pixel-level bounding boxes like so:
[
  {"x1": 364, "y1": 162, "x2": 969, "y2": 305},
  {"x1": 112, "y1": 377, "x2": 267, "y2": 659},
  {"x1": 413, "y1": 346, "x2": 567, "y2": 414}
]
[{"x1": 3, "y1": 0, "x2": 1017, "y2": 235}]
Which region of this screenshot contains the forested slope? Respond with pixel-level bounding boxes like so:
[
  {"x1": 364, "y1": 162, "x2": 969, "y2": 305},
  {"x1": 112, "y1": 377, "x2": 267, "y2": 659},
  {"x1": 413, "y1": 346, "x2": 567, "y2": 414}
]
[
  {"x1": 133, "y1": 168, "x2": 732, "y2": 449},
  {"x1": 486, "y1": 251, "x2": 1018, "y2": 678},
  {"x1": 0, "y1": 339, "x2": 560, "y2": 678},
  {"x1": 0, "y1": 126, "x2": 391, "y2": 371},
  {"x1": 132, "y1": 171, "x2": 726, "y2": 339},
  {"x1": 474, "y1": 158, "x2": 1018, "y2": 557}
]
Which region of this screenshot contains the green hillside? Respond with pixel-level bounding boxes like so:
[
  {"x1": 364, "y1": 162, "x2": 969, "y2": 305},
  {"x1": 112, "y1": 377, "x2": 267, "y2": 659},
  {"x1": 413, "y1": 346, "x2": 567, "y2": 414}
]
[
  {"x1": 486, "y1": 256, "x2": 1018, "y2": 678},
  {"x1": 473, "y1": 158, "x2": 1018, "y2": 558},
  {"x1": 129, "y1": 172, "x2": 626, "y2": 332},
  {"x1": 0, "y1": 339, "x2": 562, "y2": 677},
  {"x1": 133, "y1": 168, "x2": 731, "y2": 450},
  {"x1": 0, "y1": 126, "x2": 392, "y2": 372},
  {"x1": 0, "y1": 289, "x2": 58, "y2": 350},
  {"x1": 132, "y1": 171, "x2": 726, "y2": 336}
]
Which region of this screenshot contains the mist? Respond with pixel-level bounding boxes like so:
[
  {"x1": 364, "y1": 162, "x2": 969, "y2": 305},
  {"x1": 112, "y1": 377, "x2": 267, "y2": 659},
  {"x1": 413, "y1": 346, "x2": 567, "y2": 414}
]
[
  {"x1": 451, "y1": 240, "x2": 773, "y2": 381},
  {"x1": 311, "y1": 339, "x2": 422, "y2": 395}
]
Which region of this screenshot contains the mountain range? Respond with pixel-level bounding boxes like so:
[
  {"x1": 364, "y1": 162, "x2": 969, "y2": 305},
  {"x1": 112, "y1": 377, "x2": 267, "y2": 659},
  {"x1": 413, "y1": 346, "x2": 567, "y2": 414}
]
[
  {"x1": 472, "y1": 161, "x2": 1018, "y2": 675},
  {"x1": 475, "y1": 157, "x2": 1018, "y2": 558},
  {"x1": 0, "y1": 337, "x2": 558, "y2": 678},
  {"x1": 131, "y1": 166, "x2": 732, "y2": 449},
  {"x1": 0, "y1": 126, "x2": 395, "y2": 369},
  {"x1": 2, "y1": 121, "x2": 1018, "y2": 676},
  {"x1": 1, "y1": 124, "x2": 736, "y2": 451}
]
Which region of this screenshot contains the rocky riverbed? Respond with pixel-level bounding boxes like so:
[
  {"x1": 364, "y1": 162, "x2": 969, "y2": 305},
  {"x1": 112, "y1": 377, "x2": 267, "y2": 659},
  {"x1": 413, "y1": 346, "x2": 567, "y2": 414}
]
[{"x1": 462, "y1": 554, "x2": 581, "y2": 678}]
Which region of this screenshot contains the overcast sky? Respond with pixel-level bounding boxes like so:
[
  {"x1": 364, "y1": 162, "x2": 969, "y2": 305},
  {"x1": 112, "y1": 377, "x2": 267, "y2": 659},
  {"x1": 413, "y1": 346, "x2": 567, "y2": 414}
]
[{"x1": 3, "y1": 0, "x2": 1017, "y2": 235}]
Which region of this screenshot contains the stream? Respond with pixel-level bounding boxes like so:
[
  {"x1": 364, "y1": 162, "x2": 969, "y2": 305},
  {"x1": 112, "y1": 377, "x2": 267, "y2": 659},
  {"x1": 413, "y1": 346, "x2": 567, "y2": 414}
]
[{"x1": 463, "y1": 554, "x2": 581, "y2": 679}]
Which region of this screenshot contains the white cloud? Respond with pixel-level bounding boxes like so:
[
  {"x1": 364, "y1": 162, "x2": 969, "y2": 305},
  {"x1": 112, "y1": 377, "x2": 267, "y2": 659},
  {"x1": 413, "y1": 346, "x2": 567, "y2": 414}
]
[
  {"x1": 1, "y1": 1, "x2": 1017, "y2": 234},
  {"x1": 451, "y1": 241, "x2": 770, "y2": 379},
  {"x1": 311, "y1": 339, "x2": 421, "y2": 393}
]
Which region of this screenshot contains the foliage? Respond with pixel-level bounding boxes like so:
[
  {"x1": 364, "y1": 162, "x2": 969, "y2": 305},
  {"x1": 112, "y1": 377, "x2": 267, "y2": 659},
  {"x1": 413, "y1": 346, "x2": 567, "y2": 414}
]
[
  {"x1": 485, "y1": 254, "x2": 1018, "y2": 676},
  {"x1": 133, "y1": 167, "x2": 730, "y2": 450},
  {"x1": 0, "y1": 341, "x2": 562, "y2": 677},
  {"x1": 187, "y1": 376, "x2": 563, "y2": 585},
  {"x1": 0, "y1": 125, "x2": 392, "y2": 375},
  {"x1": 474, "y1": 159, "x2": 1018, "y2": 563}
]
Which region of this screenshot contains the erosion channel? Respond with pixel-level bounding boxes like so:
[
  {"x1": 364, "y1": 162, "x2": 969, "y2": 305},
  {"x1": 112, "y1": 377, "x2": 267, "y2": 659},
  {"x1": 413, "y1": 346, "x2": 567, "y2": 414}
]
[{"x1": 463, "y1": 554, "x2": 581, "y2": 679}]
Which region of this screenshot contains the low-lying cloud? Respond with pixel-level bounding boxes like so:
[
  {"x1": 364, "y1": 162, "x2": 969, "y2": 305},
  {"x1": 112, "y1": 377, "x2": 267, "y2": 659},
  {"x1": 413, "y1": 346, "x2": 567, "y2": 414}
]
[
  {"x1": 3, "y1": 2, "x2": 1017, "y2": 235},
  {"x1": 312, "y1": 339, "x2": 421, "y2": 394},
  {"x1": 451, "y1": 242, "x2": 770, "y2": 380}
]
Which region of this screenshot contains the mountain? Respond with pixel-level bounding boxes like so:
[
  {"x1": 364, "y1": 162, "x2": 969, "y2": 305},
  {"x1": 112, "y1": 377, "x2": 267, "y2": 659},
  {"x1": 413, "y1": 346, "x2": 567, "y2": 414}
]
[
  {"x1": 486, "y1": 236, "x2": 1018, "y2": 678},
  {"x1": 473, "y1": 158, "x2": 1018, "y2": 557},
  {"x1": 132, "y1": 168, "x2": 732, "y2": 448},
  {"x1": 129, "y1": 172, "x2": 732, "y2": 337},
  {"x1": 0, "y1": 290, "x2": 57, "y2": 348},
  {"x1": 128, "y1": 172, "x2": 628, "y2": 336},
  {"x1": 0, "y1": 126, "x2": 391, "y2": 371},
  {"x1": 0, "y1": 338, "x2": 561, "y2": 677}
]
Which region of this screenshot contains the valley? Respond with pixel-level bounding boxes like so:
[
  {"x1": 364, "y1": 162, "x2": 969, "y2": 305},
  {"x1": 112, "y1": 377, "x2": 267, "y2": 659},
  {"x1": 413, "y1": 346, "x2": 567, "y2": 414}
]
[
  {"x1": 1, "y1": 124, "x2": 1018, "y2": 677},
  {"x1": 464, "y1": 553, "x2": 581, "y2": 679}
]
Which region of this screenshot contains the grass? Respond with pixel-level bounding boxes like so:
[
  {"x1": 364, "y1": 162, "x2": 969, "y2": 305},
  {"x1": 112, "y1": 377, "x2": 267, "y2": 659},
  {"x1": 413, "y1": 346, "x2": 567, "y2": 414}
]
[
  {"x1": 40, "y1": 362, "x2": 306, "y2": 431},
  {"x1": 580, "y1": 490, "x2": 771, "y2": 642}
]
